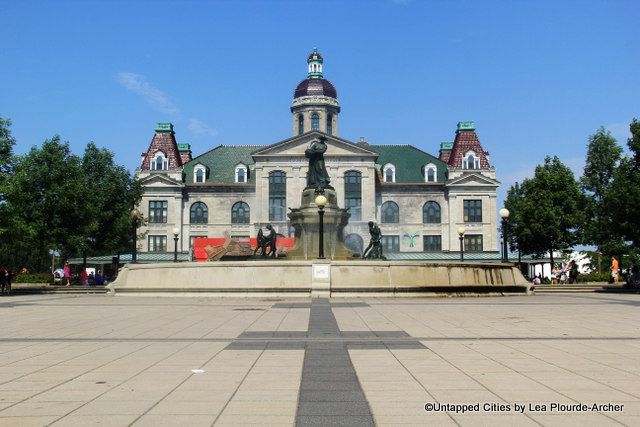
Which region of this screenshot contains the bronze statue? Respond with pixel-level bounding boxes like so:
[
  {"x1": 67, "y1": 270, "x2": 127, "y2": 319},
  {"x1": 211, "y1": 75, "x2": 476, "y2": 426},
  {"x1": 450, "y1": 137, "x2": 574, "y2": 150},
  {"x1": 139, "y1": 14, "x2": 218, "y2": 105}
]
[
  {"x1": 255, "y1": 224, "x2": 277, "y2": 258},
  {"x1": 305, "y1": 137, "x2": 332, "y2": 191},
  {"x1": 363, "y1": 221, "x2": 385, "y2": 260}
]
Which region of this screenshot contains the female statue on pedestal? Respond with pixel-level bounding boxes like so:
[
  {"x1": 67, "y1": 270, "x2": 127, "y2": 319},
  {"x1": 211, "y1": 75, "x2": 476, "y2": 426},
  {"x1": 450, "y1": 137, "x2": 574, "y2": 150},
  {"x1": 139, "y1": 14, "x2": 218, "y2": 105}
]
[{"x1": 305, "y1": 136, "x2": 332, "y2": 191}]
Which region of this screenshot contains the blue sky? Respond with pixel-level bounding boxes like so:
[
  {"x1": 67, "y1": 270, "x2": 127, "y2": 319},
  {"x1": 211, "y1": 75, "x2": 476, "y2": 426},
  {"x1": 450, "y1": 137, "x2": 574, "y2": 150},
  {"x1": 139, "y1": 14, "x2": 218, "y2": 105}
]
[{"x1": 2, "y1": 0, "x2": 638, "y2": 206}]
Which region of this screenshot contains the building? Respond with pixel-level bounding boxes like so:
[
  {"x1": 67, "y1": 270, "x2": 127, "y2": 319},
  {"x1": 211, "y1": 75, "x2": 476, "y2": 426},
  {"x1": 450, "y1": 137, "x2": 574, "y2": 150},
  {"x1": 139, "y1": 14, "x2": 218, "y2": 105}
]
[{"x1": 136, "y1": 49, "x2": 501, "y2": 258}]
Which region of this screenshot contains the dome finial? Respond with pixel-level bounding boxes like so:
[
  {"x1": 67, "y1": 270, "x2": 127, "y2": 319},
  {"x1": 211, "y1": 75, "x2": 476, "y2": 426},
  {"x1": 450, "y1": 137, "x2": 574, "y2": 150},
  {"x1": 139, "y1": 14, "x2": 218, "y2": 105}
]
[{"x1": 307, "y1": 48, "x2": 323, "y2": 79}]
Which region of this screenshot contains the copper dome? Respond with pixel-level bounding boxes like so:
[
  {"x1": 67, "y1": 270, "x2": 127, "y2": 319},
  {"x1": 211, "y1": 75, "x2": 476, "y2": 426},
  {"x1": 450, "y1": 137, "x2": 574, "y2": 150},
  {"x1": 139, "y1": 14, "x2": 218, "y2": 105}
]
[{"x1": 294, "y1": 79, "x2": 337, "y2": 99}]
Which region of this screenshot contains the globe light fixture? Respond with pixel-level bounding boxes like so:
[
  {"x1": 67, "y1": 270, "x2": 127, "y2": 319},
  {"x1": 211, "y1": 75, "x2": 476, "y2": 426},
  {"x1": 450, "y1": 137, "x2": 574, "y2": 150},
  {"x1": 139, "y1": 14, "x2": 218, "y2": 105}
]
[
  {"x1": 499, "y1": 208, "x2": 510, "y2": 262},
  {"x1": 131, "y1": 208, "x2": 141, "y2": 263},
  {"x1": 172, "y1": 227, "x2": 180, "y2": 262},
  {"x1": 457, "y1": 226, "x2": 466, "y2": 262},
  {"x1": 315, "y1": 195, "x2": 328, "y2": 259}
]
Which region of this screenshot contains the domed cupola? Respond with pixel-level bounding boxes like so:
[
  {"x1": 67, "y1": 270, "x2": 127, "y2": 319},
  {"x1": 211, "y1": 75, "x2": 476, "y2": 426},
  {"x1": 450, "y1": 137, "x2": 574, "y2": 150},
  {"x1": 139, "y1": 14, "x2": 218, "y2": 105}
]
[{"x1": 291, "y1": 48, "x2": 340, "y2": 137}]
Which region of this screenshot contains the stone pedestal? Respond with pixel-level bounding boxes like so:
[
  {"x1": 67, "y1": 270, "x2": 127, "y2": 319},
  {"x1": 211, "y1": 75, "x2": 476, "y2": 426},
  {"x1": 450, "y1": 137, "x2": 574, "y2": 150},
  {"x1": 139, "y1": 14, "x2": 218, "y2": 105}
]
[{"x1": 287, "y1": 188, "x2": 357, "y2": 260}]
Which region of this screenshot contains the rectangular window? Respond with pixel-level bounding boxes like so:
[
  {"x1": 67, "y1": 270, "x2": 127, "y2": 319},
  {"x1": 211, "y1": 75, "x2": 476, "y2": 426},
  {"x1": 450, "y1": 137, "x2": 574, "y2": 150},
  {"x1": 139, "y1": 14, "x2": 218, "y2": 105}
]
[
  {"x1": 149, "y1": 201, "x2": 168, "y2": 223},
  {"x1": 463, "y1": 200, "x2": 482, "y2": 222},
  {"x1": 464, "y1": 234, "x2": 483, "y2": 252},
  {"x1": 423, "y1": 235, "x2": 442, "y2": 252},
  {"x1": 148, "y1": 235, "x2": 167, "y2": 252},
  {"x1": 344, "y1": 171, "x2": 362, "y2": 221},
  {"x1": 381, "y1": 235, "x2": 400, "y2": 253},
  {"x1": 269, "y1": 197, "x2": 286, "y2": 221}
]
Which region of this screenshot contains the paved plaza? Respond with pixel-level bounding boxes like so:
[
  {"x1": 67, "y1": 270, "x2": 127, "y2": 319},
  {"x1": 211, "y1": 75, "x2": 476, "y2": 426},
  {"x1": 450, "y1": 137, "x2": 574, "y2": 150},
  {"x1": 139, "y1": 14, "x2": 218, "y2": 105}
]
[{"x1": 0, "y1": 293, "x2": 638, "y2": 426}]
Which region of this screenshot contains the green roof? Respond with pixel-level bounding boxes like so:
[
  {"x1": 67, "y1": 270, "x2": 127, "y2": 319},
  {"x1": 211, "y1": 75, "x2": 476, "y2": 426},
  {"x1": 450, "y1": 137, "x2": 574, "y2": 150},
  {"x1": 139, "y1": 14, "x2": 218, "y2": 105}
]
[
  {"x1": 183, "y1": 145, "x2": 264, "y2": 184},
  {"x1": 177, "y1": 143, "x2": 191, "y2": 152},
  {"x1": 369, "y1": 145, "x2": 447, "y2": 183},
  {"x1": 181, "y1": 143, "x2": 446, "y2": 185}
]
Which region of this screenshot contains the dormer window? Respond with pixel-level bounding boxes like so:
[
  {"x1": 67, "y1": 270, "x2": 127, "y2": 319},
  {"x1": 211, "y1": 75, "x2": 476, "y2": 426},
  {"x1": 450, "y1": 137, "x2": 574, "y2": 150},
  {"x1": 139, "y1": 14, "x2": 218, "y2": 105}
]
[
  {"x1": 424, "y1": 163, "x2": 437, "y2": 182},
  {"x1": 151, "y1": 152, "x2": 168, "y2": 171},
  {"x1": 235, "y1": 164, "x2": 248, "y2": 183},
  {"x1": 463, "y1": 151, "x2": 480, "y2": 170},
  {"x1": 193, "y1": 164, "x2": 206, "y2": 183},
  {"x1": 383, "y1": 164, "x2": 396, "y2": 183}
]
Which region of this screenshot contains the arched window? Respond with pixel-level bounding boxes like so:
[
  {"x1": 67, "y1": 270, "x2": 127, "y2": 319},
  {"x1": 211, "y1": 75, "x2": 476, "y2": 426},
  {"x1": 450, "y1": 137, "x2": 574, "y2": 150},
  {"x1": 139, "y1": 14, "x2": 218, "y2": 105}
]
[
  {"x1": 311, "y1": 113, "x2": 319, "y2": 131},
  {"x1": 423, "y1": 201, "x2": 441, "y2": 224},
  {"x1": 151, "y1": 152, "x2": 168, "y2": 171},
  {"x1": 231, "y1": 202, "x2": 250, "y2": 224},
  {"x1": 190, "y1": 202, "x2": 208, "y2": 224},
  {"x1": 383, "y1": 164, "x2": 395, "y2": 183},
  {"x1": 193, "y1": 164, "x2": 206, "y2": 183},
  {"x1": 345, "y1": 234, "x2": 364, "y2": 255},
  {"x1": 424, "y1": 163, "x2": 437, "y2": 182},
  {"x1": 298, "y1": 114, "x2": 304, "y2": 135},
  {"x1": 326, "y1": 114, "x2": 333, "y2": 135},
  {"x1": 464, "y1": 151, "x2": 480, "y2": 169},
  {"x1": 235, "y1": 164, "x2": 247, "y2": 183},
  {"x1": 269, "y1": 171, "x2": 286, "y2": 221},
  {"x1": 381, "y1": 201, "x2": 399, "y2": 223},
  {"x1": 344, "y1": 170, "x2": 362, "y2": 221}
]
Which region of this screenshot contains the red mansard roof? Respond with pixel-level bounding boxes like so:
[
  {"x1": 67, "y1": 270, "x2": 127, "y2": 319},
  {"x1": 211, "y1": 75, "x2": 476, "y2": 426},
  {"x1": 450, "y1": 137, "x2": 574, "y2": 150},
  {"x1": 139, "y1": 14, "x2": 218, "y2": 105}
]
[
  {"x1": 447, "y1": 125, "x2": 491, "y2": 169},
  {"x1": 140, "y1": 124, "x2": 183, "y2": 170}
]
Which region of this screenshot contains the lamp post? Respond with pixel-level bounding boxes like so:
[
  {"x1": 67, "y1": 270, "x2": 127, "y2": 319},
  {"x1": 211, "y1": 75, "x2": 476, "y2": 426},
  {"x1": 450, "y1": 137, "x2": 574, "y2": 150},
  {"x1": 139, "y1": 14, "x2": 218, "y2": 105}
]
[
  {"x1": 457, "y1": 226, "x2": 466, "y2": 262},
  {"x1": 131, "y1": 208, "x2": 141, "y2": 263},
  {"x1": 314, "y1": 194, "x2": 328, "y2": 259},
  {"x1": 499, "y1": 208, "x2": 510, "y2": 262},
  {"x1": 172, "y1": 227, "x2": 180, "y2": 263}
]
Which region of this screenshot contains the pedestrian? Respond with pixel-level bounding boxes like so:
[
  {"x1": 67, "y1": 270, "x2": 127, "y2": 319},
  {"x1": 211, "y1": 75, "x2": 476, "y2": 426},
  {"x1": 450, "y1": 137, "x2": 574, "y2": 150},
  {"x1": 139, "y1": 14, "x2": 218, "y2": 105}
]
[
  {"x1": 64, "y1": 261, "x2": 71, "y2": 287},
  {"x1": 81, "y1": 268, "x2": 88, "y2": 286},
  {"x1": 0, "y1": 267, "x2": 6, "y2": 296},
  {"x1": 570, "y1": 262, "x2": 579, "y2": 284},
  {"x1": 94, "y1": 270, "x2": 104, "y2": 286},
  {"x1": 5, "y1": 269, "x2": 12, "y2": 296},
  {"x1": 551, "y1": 266, "x2": 559, "y2": 285},
  {"x1": 611, "y1": 256, "x2": 620, "y2": 285}
]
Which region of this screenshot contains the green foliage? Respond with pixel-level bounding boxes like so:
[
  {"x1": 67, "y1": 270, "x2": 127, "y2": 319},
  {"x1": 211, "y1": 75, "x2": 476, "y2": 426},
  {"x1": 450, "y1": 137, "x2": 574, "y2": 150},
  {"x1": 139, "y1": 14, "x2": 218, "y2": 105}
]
[
  {"x1": 505, "y1": 156, "x2": 585, "y2": 267},
  {"x1": 577, "y1": 272, "x2": 612, "y2": 283},
  {"x1": 580, "y1": 127, "x2": 625, "y2": 255},
  {"x1": 0, "y1": 116, "x2": 142, "y2": 270},
  {"x1": 13, "y1": 273, "x2": 52, "y2": 284},
  {"x1": 0, "y1": 116, "x2": 15, "y2": 180},
  {"x1": 603, "y1": 119, "x2": 640, "y2": 251}
]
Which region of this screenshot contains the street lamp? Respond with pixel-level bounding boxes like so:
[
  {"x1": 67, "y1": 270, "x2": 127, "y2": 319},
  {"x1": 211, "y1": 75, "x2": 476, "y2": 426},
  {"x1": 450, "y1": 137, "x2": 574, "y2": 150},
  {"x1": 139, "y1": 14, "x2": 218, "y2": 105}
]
[
  {"x1": 131, "y1": 208, "x2": 141, "y2": 263},
  {"x1": 315, "y1": 194, "x2": 328, "y2": 259},
  {"x1": 457, "y1": 226, "x2": 466, "y2": 262},
  {"x1": 499, "y1": 208, "x2": 510, "y2": 262},
  {"x1": 172, "y1": 227, "x2": 180, "y2": 263}
]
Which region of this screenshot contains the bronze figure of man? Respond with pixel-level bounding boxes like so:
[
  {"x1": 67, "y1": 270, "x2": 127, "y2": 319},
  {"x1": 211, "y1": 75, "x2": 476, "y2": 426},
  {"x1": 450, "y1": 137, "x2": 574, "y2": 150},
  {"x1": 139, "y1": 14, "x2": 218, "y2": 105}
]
[{"x1": 305, "y1": 137, "x2": 331, "y2": 191}]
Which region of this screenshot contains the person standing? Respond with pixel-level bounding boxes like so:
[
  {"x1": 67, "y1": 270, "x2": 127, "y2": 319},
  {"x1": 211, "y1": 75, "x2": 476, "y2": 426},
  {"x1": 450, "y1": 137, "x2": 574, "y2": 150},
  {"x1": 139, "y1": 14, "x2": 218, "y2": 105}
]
[
  {"x1": 81, "y1": 268, "x2": 88, "y2": 286},
  {"x1": 611, "y1": 256, "x2": 620, "y2": 285},
  {"x1": 63, "y1": 261, "x2": 71, "y2": 287},
  {"x1": 0, "y1": 267, "x2": 6, "y2": 296}
]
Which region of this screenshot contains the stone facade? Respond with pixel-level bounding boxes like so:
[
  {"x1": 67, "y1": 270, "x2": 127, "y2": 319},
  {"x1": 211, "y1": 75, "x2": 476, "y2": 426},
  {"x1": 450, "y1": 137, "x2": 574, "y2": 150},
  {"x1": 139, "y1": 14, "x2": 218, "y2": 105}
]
[{"x1": 135, "y1": 50, "x2": 501, "y2": 259}]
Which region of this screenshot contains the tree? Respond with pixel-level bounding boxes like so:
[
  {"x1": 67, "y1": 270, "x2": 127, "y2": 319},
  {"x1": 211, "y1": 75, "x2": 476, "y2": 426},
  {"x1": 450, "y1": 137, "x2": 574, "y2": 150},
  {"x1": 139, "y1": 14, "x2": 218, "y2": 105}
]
[
  {"x1": 0, "y1": 116, "x2": 17, "y2": 266},
  {"x1": 0, "y1": 116, "x2": 15, "y2": 182},
  {"x1": 503, "y1": 181, "x2": 523, "y2": 255},
  {"x1": 80, "y1": 143, "x2": 143, "y2": 256},
  {"x1": 580, "y1": 127, "x2": 624, "y2": 255},
  {"x1": 606, "y1": 118, "x2": 640, "y2": 260},
  {"x1": 506, "y1": 156, "x2": 584, "y2": 269},
  {"x1": 4, "y1": 137, "x2": 89, "y2": 270}
]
